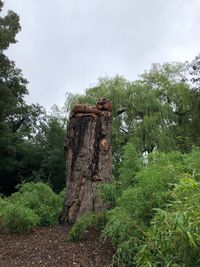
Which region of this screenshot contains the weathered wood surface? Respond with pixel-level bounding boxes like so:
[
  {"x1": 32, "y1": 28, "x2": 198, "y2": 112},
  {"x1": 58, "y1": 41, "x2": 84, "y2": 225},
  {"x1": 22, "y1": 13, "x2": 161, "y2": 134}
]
[{"x1": 60, "y1": 100, "x2": 112, "y2": 224}]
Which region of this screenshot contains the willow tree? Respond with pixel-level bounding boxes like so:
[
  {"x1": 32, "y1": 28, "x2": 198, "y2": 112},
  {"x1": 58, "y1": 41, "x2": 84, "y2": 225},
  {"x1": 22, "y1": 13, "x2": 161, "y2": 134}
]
[
  {"x1": 139, "y1": 62, "x2": 192, "y2": 152},
  {"x1": 186, "y1": 54, "x2": 200, "y2": 148},
  {"x1": 64, "y1": 63, "x2": 193, "y2": 160}
]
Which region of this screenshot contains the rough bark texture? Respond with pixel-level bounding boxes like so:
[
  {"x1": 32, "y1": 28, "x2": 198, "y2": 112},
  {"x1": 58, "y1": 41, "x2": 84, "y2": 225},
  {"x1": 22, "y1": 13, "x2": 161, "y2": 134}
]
[{"x1": 60, "y1": 101, "x2": 112, "y2": 224}]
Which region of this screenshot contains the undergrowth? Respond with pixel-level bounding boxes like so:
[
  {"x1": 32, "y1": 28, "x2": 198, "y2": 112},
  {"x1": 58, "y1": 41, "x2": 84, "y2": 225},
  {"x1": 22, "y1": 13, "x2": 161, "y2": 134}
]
[
  {"x1": 67, "y1": 211, "x2": 107, "y2": 241},
  {"x1": 100, "y1": 148, "x2": 200, "y2": 266},
  {"x1": 2, "y1": 146, "x2": 200, "y2": 266},
  {"x1": 0, "y1": 182, "x2": 64, "y2": 233}
]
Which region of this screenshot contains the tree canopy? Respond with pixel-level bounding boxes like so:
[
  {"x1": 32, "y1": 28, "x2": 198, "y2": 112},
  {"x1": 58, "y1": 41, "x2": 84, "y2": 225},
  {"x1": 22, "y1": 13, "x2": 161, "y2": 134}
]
[
  {"x1": 0, "y1": 1, "x2": 66, "y2": 194},
  {"x1": 64, "y1": 60, "x2": 200, "y2": 167}
]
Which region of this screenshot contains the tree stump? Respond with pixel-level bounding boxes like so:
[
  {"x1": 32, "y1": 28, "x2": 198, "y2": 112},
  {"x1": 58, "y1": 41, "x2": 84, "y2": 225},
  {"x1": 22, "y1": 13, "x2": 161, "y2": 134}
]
[{"x1": 60, "y1": 100, "x2": 112, "y2": 224}]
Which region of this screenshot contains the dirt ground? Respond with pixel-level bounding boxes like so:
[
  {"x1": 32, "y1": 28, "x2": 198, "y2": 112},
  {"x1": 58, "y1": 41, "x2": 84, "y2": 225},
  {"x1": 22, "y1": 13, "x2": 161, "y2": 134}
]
[{"x1": 0, "y1": 225, "x2": 115, "y2": 267}]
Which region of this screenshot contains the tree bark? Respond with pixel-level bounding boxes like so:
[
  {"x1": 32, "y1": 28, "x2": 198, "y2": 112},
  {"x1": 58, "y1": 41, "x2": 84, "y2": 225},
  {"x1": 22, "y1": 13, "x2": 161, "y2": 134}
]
[{"x1": 60, "y1": 105, "x2": 112, "y2": 224}]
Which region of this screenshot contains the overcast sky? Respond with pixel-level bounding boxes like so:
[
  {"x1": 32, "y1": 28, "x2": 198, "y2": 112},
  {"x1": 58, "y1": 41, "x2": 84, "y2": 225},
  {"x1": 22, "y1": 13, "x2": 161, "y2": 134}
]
[{"x1": 4, "y1": 0, "x2": 200, "y2": 110}]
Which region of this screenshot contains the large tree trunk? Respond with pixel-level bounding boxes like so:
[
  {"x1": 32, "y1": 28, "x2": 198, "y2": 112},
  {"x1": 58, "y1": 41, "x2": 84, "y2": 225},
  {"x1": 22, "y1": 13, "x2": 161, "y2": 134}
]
[{"x1": 60, "y1": 102, "x2": 112, "y2": 224}]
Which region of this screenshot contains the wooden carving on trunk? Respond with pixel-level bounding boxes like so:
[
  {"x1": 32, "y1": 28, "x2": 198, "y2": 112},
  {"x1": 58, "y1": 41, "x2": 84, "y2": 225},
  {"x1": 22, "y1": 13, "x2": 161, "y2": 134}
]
[{"x1": 60, "y1": 99, "x2": 112, "y2": 224}]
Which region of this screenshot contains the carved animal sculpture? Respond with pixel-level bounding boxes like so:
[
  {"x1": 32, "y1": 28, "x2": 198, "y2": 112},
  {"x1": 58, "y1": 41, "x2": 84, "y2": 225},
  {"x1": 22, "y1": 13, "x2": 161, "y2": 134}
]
[
  {"x1": 72, "y1": 104, "x2": 87, "y2": 114},
  {"x1": 72, "y1": 104, "x2": 101, "y2": 115},
  {"x1": 71, "y1": 99, "x2": 112, "y2": 119},
  {"x1": 96, "y1": 99, "x2": 112, "y2": 112}
]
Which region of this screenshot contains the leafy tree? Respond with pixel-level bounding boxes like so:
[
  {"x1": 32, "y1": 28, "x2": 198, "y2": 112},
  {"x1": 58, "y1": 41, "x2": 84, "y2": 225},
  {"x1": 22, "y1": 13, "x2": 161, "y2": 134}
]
[
  {"x1": 31, "y1": 107, "x2": 66, "y2": 192},
  {"x1": 139, "y1": 62, "x2": 193, "y2": 152},
  {"x1": 188, "y1": 53, "x2": 200, "y2": 91},
  {"x1": 186, "y1": 54, "x2": 200, "y2": 148},
  {"x1": 0, "y1": 1, "x2": 46, "y2": 195},
  {"x1": 64, "y1": 63, "x2": 195, "y2": 166}
]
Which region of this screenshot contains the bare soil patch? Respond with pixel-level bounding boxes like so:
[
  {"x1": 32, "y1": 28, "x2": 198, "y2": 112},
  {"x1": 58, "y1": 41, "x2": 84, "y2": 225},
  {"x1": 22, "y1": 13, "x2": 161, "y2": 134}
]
[{"x1": 0, "y1": 225, "x2": 114, "y2": 267}]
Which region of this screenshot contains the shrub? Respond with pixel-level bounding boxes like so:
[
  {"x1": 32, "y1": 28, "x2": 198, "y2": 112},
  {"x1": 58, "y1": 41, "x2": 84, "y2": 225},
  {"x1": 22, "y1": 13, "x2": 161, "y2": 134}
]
[
  {"x1": 99, "y1": 181, "x2": 122, "y2": 207},
  {"x1": 0, "y1": 197, "x2": 8, "y2": 231},
  {"x1": 99, "y1": 142, "x2": 143, "y2": 210},
  {"x1": 182, "y1": 148, "x2": 200, "y2": 180},
  {"x1": 58, "y1": 187, "x2": 66, "y2": 201},
  {"x1": 0, "y1": 202, "x2": 39, "y2": 234},
  {"x1": 0, "y1": 182, "x2": 64, "y2": 234},
  {"x1": 119, "y1": 142, "x2": 143, "y2": 188},
  {"x1": 116, "y1": 152, "x2": 182, "y2": 225},
  {"x1": 136, "y1": 177, "x2": 200, "y2": 267},
  {"x1": 9, "y1": 182, "x2": 63, "y2": 226},
  {"x1": 102, "y1": 206, "x2": 148, "y2": 266},
  {"x1": 0, "y1": 196, "x2": 7, "y2": 209},
  {"x1": 102, "y1": 151, "x2": 196, "y2": 266},
  {"x1": 67, "y1": 211, "x2": 107, "y2": 241}
]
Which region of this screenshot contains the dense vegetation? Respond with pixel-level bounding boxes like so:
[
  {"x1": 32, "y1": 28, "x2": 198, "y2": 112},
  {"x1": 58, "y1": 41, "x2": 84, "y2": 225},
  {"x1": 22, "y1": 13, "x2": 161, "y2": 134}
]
[
  {"x1": 0, "y1": 1, "x2": 66, "y2": 195},
  {"x1": 68, "y1": 150, "x2": 200, "y2": 266},
  {"x1": 0, "y1": 182, "x2": 64, "y2": 233},
  {"x1": 1, "y1": 1, "x2": 200, "y2": 266}
]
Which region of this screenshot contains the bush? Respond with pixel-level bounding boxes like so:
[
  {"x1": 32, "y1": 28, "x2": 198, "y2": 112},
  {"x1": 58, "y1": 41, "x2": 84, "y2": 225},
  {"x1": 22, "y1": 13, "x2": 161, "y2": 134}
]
[
  {"x1": 9, "y1": 182, "x2": 64, "y2": 226},
  {"x1": 0, "y1": 197, "x2": 8, "y2": 231},
  {"x1": 119, "y1": 142, "x2": 143, "y2": 188},
  {"x1": 99, "y1": 181, "x2": 122, "y2": 207},
  {"x1": 102, "y1": 207, "x2": 136, "y2": 246},
  {"x1": 116, "y1": 151, "x2": 182, "y2": 225},
  {"x1": 67, "y1": 211, "x2": 107, "y2": 241},
  {"x1": 102, "y1": 206, "x2": 148, "y2": 266},
  {"x1": 102, "y1": 151, "x2": 200, "y2": 266},
  {"x1": 0, "y1": 182, "x2": 64, "y2": 234},
  {"x1": 182, "y1": 148, "x2": 200, "y2": 180},
  {"x1": 0, "y1": 202, "x2": 39, "y2": 234},
  {"x1": 99, "y1": 142, "x2": 143, "y2": 210},
  {"x1": 136, "y1": 177, "x2": 200, "y2": 267}
]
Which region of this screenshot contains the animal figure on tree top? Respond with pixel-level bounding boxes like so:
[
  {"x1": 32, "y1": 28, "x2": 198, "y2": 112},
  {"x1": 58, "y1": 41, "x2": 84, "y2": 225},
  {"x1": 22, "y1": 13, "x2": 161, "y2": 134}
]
[
  {"x1": 96, "y1": 99, "x2": 112, "y2": 112},
  {"x1": 71, "y1": 99, "x2": 112, "y2": 117}
]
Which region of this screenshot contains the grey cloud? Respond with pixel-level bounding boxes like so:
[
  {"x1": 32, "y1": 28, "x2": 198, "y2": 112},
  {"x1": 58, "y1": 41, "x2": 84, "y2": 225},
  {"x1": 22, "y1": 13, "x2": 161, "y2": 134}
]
[{"x1": 4, "y1": 0, "x2": 200, "y2": 110}]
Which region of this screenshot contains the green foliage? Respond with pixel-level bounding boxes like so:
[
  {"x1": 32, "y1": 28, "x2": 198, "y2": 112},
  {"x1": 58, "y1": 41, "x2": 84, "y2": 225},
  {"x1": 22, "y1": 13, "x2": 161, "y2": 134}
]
[
  {"x1": 102, "y1": 207, "x2": 144, "y2": 246},
  {"x1": 136, "y1": 178, "x2": 200, "y2": 267},
  {"x1": 99, "y1": 181, "x2": 122, "y2": 207},
  {"x1": 0, "y1": 182, "x2": 64, "y2": 234},
  {"x1": 0, "y1": 0, "x2": 21, "y2": 51},
  {"x1": 99, "y1": 141, "x2": 142, "y2": 208},
  {"x1": 1, "y1": 7, "x2": 200, "y2": 197},
  {"x1": 67, "y1": 211, "x2": 107, "y2": 241},
  {"x1": 118, "y1": 151, "x2": 183, "y2": 224},
  {"x1": 0, "y1": 1, "x2": 49, "y2": 195},
  {"x1": 182, "y1": 148, "x2": 200, "y2": 179},
  {"x1": 63, "y1": 61, "x2": 196, "y2": 175},
  {"x1": 119, "y1": 142, "x2": 142, "y2": 188},
  {"x1": 0, "y1": 201, "x2": 39, "y2": 234},
  {"x1": 32, "y1": 112, "x2": 66, "y2": 192},
  {"x1": 9, "y1": 182, "x2": 63, "y2": 226},
  {"x1": 0, "y1": 196, "x2": 7, "y2": 230},
  {"x1": 102, "y1": 206, "x2": 149, "y2": 267},
  {"x1": 1, "y1": 3, "x2": 200, "y2": 198},
  {"x1": 0, "y1": 2, "x2": 66, "y2": 196},
  {"x1": 102, "y1": 150, "x2": 200, "y2": 266}
]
